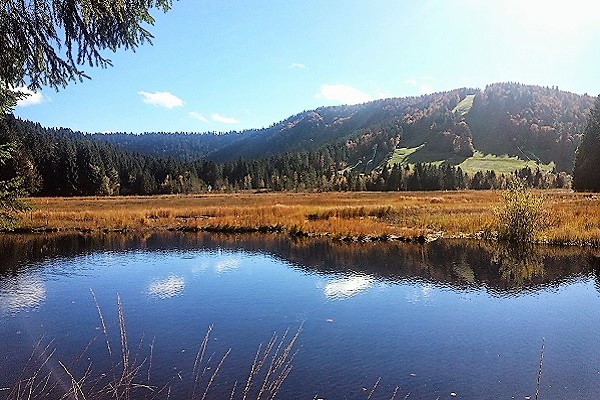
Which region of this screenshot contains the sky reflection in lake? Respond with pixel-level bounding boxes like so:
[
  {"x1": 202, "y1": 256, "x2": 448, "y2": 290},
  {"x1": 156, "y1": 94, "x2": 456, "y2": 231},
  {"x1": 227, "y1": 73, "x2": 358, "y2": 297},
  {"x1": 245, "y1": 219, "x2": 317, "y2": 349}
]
[
  {"x1": 147, "y1": 275, "x2": 185, "y2": 299},
  {"x1": 322, "y1": 274, "x2": 374, "y2": 299},
  {"x1": 1, "y1": 233, "x2": 600, "y2": 399},
  {"x1": 0, "y1": 273, "x2": 46, "y2": 314}
]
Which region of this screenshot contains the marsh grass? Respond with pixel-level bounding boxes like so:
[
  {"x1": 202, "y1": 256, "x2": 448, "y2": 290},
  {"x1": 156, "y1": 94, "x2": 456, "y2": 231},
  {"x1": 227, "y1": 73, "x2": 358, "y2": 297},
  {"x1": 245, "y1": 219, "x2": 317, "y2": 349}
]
[
  {"x1": 12, "y1": 192, "x2": 494, "y2": 242},
  {"x1": 3, "y1": 293, "x2": 302, "y2": 400},
  {"x1": 9, "y1": 190, "x2": 600, "y2": 246},
  {"x1": 306, "y1": 205, "x2": 397, "y2": 221}
]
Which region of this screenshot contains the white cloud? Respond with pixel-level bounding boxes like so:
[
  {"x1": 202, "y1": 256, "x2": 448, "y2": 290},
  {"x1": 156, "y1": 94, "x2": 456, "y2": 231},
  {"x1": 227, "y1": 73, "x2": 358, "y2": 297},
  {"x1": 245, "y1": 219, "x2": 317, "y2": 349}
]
[
  {"x1": 404, "y1": 79, "x2": 418, "y2": 86},
  {"x1": 289, "y1": 63, "x2": 307, "y2": 69},
  {"x1": 188, "y1": 111, "x2": 208, "y2": 122},
  {"x1": 316, "y1": 83, "x2": 373, "y2": 105},
  {"x1": 376, "y1": 90, "x2": 392, "y2": 100},
  {"x1": 15, "y1": 87, "x2": 47, "y2": 107},
  {"x1": 211, "y1": 113, "x2": 240, "y2": 124},
  {"x1": 138, "y1": 91, "x2": 184, "y2": 109}
]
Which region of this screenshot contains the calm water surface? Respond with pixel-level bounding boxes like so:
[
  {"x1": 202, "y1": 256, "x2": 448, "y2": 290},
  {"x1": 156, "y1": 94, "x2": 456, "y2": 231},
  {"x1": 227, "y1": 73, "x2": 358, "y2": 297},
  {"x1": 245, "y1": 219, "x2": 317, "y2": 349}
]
[{"x1": 1, "y1": 233, "x2": 600, "y2": 399}]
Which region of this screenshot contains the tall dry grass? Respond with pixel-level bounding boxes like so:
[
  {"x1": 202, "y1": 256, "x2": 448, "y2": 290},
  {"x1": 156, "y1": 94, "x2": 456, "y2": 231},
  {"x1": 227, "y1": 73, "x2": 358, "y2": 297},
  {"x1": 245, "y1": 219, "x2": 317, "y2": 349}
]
[
  {"x1": 3, "y1": 293, "x2": 302, "y2": 400},
  {"x1": 10, "y1": 190, "x2": 600, "y2": 245}
]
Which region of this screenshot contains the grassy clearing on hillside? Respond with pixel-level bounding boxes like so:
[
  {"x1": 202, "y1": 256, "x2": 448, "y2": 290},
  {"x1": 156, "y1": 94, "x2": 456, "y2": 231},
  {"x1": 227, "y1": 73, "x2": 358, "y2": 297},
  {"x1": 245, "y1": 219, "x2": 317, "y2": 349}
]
[
  {"x1": 388, "y1": 145, "x2": 463, "y2": 166},
  {"x1": 452, "y1": 94, "x2": 475, "y2": 116},
  {"x1": 389, "y1": 146, "x2": 555, "y2": 175},
  {"x1": 458, "y1": 151, "x2": 554, "y2": 175},
  {"x1": 386, "y1": 145, "x2": 423, "y2": 166},
  {"x1": 9, "y1": 191, "x2": 600, "y2": 246}
]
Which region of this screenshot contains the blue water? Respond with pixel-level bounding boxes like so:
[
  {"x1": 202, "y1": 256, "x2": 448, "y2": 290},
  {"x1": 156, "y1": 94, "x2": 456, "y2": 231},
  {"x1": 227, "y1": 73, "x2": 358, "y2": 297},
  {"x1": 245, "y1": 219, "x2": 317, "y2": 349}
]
[{"x1": 1, "y1": 234, "x2": 600, "y2": 399}]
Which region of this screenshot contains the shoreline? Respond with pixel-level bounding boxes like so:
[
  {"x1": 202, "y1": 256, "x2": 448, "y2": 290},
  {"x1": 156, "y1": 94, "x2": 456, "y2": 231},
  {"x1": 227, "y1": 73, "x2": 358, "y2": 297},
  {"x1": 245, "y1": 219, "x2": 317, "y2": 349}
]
[{"x1": 3, "y1": 224, "x2": 443, "y2": 244}]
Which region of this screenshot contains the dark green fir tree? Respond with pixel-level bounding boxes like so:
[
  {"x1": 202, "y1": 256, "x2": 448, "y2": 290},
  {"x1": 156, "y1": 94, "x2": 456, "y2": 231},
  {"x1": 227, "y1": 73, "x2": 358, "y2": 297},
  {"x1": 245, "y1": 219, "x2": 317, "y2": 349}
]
[{"x1": 573, "y1": 96, "x2": 600, "y2": 191}]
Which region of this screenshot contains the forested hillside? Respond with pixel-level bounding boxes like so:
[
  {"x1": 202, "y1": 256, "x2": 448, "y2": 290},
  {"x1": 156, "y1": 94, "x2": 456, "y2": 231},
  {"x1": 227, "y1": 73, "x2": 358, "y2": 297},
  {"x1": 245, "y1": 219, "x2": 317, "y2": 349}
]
[
  {"x1": 0, "y1": 117, "x2": 200, "y2": 196},
  {"x1": 466, "y1": 83, "x2": 593, "y2": 172},
  {"x1": 98, "y1": 87, "x2": 479, "y2": 169},
  {"x1": 96, "y1": 83, "x2": 594, "y2": 174},
  {"x1": 98, "y1": 131, "x2": 241, "y2": 162},
  {"x1": 0, "y1": 83, "x2": 592, "y2": 196}
]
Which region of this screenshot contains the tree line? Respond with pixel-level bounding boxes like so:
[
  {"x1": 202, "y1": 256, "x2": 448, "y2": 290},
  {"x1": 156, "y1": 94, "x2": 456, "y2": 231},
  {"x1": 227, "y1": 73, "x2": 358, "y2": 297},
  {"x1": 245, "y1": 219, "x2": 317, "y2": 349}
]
[{"x1": 0, "y1": 115, "x2": 570, "y2": 197}]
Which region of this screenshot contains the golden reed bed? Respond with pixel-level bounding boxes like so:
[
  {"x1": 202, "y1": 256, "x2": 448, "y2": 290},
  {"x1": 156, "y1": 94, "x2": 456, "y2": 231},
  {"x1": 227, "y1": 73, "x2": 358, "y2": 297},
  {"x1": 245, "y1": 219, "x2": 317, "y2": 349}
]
[{"x1": 12, "y1": 190, "x2": 600, "y2": 246}]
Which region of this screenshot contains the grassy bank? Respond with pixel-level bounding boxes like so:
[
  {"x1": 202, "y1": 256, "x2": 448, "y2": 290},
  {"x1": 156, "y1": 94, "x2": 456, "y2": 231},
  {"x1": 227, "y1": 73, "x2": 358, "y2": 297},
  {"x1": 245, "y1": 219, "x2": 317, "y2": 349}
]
[{"x1": 9, "y1": 190, "x2": 600, "y2": 246}]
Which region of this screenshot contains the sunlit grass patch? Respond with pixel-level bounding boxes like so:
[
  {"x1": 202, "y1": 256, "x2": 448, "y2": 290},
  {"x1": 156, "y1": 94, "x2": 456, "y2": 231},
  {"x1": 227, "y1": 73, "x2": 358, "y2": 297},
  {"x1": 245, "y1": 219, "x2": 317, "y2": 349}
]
[
  {"x1": 458, "y1": 151, "x2": 554, "y2": 175},
  {"x1": 306, "y1": 205, "x2": 397, "y2": 221},
  {"x1": 387, "y1": 145, "x2": 423, "y2": 166},
  {"x1": 10, "y1": 190, "x2": 600, "y2": 246},
  {"x1": 452, "y1": 94, "x2": 475, "y2": 116}
]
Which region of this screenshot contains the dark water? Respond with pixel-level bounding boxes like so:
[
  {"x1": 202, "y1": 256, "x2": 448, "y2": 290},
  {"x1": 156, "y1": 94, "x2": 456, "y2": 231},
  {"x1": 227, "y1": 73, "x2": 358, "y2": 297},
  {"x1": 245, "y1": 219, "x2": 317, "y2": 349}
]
[{"x1": 1, "y1": 233, "x2": 600, "y2": 399}]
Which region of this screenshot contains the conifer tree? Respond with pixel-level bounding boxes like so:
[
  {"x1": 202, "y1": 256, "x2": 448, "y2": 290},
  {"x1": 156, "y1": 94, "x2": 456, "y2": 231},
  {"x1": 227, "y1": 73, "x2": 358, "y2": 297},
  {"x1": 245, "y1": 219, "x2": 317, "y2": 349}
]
[
  {"x1": 0, "y1": 0, "x2": 174, "y2": 226},
  {"x1": 1, "y1": 0, "x2": 173, "y2": 90},
  {"x1": 573, "y1": 96, "x2": 600, "y2": 191}
]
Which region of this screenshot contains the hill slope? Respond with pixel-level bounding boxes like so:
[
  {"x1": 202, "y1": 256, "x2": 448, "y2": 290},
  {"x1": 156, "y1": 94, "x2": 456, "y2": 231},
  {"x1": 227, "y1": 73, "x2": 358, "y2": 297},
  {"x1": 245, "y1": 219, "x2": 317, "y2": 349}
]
[{"x1": 96, "y1": 83, "x2": 594, "y2": 173}]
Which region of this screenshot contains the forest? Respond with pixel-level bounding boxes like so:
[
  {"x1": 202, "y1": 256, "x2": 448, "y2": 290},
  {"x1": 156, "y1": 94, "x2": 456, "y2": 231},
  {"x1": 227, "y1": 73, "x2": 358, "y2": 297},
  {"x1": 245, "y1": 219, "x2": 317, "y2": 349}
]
[
  {"x1": 0, "y1": 3, "x2": 597, "y2": 200},
  {"x1": 0, "y1": 82, "x2": 593, "y2": 197},
  {"x1": 97, "y1": 83, "x2": 594, "y2": 172},
  {"x1": 0, "y1": 113, "x2": 570, "y2": 197}
]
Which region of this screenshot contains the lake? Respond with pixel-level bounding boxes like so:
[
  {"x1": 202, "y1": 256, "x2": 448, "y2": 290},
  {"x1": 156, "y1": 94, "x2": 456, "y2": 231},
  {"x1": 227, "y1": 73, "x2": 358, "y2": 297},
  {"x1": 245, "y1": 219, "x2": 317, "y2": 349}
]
[{"x1": 1, "y1": 233, "x2": 600, "y2": 399}]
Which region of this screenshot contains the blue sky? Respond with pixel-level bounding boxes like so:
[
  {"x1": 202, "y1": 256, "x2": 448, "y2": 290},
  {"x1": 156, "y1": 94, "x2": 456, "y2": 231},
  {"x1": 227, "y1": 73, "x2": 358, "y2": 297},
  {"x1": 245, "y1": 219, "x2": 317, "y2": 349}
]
[{"x1": 14, "y1": 0, "x2": 600, "y2": 134}]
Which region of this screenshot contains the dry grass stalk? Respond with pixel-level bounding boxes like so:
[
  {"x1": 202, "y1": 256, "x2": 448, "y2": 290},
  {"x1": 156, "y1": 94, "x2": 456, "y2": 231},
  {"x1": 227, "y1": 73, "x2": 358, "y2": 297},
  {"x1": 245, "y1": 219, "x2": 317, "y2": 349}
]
[
  {"x1": 5, "y1": 337, "x2": 56, "y2": 399},
  {"x1": 58, "y1": 360, "x2": 90, "y2": 399},
  {"x1": 199, "y1": 348, "x2": 231, "y2": 400},
  {"x1": 535, "y1": 338, "x2": 545, "y2": 400},
  {"x1": 190, "y1": 324, "x2": 213, "y2": 398},
  {"x1": 241, "y1": 324, "x2": 302, "y2": 400},
  {"x1": 366, "y1": 377, "x2": 381, "y2": 400}
]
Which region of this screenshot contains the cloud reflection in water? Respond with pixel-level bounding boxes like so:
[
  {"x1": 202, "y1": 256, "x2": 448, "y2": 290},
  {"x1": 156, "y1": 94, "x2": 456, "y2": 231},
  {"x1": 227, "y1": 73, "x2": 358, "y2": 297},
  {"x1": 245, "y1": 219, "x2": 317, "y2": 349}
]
[
  {"x1": 0, "y1": 275, "x2": 46, "y2": 314},
  {"x1": 323, "y1": 275, "x2": 373, "y2": 300},
  {"x1": 148, "y1": 275, "x2": 185, "y2": 299},
  {"x1": 214, "y1": 257, "x2": 240, "y2": 273}
]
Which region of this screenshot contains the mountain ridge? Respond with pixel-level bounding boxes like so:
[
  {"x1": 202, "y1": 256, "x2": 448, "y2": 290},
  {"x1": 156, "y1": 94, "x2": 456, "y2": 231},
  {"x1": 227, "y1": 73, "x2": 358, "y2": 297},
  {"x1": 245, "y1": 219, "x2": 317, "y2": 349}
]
[
  {"x1": 96, "y1": 82, "x2": 595, "y2": 173},
  {"x1": 2, "y1": 81, "x2": 591, "y2": 196}
]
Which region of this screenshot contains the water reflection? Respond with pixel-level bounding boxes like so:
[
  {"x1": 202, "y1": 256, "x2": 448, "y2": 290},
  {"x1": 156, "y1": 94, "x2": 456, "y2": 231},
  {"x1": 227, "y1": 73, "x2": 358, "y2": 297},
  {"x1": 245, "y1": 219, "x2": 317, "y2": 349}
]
[
  {"x1": 148, "y1": 275, "x2": 185, "y2": 299},
  {"x1": 2, "y1": 232, "x2": 600, "y2": 399},
  {"x1": 1, "y1": 232, "x2": 600, "y2": 295},
  {"x1": 0, "y1": 273, "x2": 46, "y2": 314},
  {"x1": 214, "y1": 257, "x2": 240, "y2": 273},
  {"x1": 451, "y1": 261, "x2": 475, "y2": 284},
  {"x1": 323, "y1": 274, "x2": 373, "y2": 299},
  {"x1": 492, "y1": 243, "x2": 544, "y2": 286}
]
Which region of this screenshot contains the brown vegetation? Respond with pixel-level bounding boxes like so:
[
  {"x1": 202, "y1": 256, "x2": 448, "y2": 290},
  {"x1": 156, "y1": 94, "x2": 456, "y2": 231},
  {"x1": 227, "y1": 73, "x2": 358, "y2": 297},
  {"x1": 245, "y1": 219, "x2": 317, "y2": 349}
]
[{"x1": 8, "y1": 190, "x2": 600, "y2": 245}]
